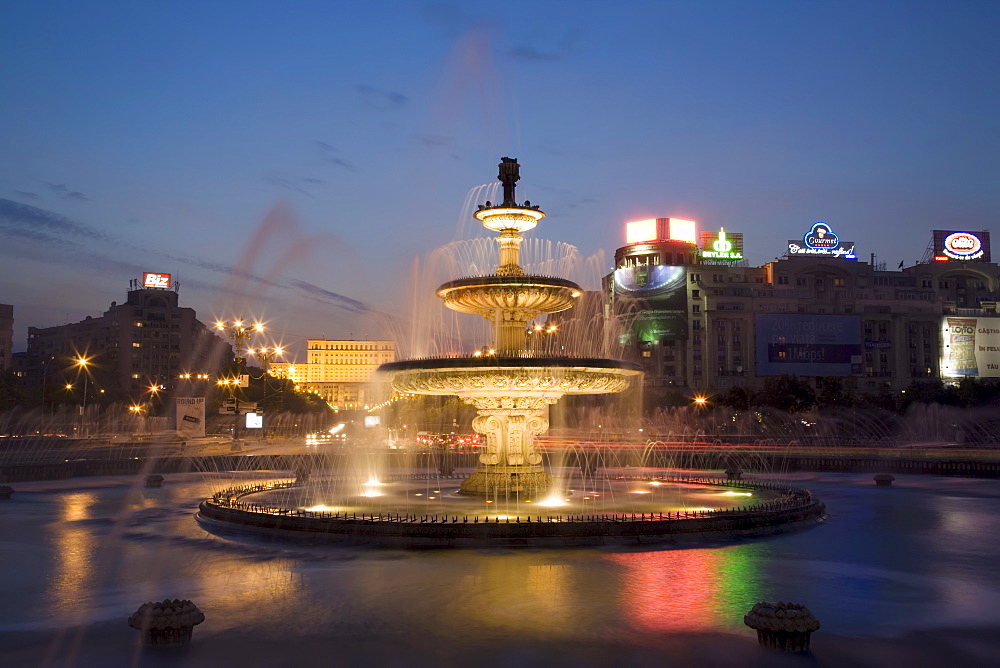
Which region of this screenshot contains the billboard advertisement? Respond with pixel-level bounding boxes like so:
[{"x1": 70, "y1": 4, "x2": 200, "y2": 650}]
[
  {"x1": 932, "y1": 230, "x2": 991, "y2": 262},
  {"x1": 755, "y1": 314, "x2": 862, "y2": 376},
  {"x1": 787, "y1": 222, "x2": 856, "y2": 259},
  {"x1": 699, "y1": 228, "x2": 744, "y2": 262},
  {"x1": 175, "y1": 397, "x2": 206, "y2": 438},
  {"x1": 626, "y1": 218, "x2": 697, "y2": 244},
  {"x1": 941, "y1": 316, "x2": 1000, "y2": 377},
  {"x1": 613, "y1": 264, "x2": 688, "y2": 341},
  {"x1": 142, "y1": 272, "x2": 172, "y2": 289}
]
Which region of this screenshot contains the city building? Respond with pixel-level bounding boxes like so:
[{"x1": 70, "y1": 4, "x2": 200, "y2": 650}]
[
  {"x1": 270, "y1": 339, "x2": 395, "y2": 410},
  {"x1": 0, "y1": 304, "x2": 12, "y2": 371},
  {"x1": 604, "y1": 221, "x2": 1000, "y2": 393},
  {"x1": 23, "y1": 274, "x2": 230, "y2": 398}
]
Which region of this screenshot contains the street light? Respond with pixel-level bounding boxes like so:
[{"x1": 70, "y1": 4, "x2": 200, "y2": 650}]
[
  {"x1": 214, "y1": 319, "x2": 267, "y2": 451},
  {"x1": 40, "y1": 355, "x2": 55, "y2": 407},
  {"x1": 215, "y1": 318, "x2": 264, "y2": 368},
  {"x1": 75, "y1": 356, "x2": 90, "y2": 412},
  {"x1": 250, "y1": 346, "x2": 283, "y2": 373}
]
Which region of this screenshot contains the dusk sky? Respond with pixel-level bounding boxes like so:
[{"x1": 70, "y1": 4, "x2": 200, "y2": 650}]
[{"x1": 2, "y1": 1, "x2": 998, "y2": 356}]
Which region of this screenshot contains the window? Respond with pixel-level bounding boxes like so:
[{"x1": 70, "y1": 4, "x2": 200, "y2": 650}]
[
  {"x1": 133, "y1": 342, "x2": 141, "y2": 348},
  {"x1": 691, "y1": 290, "x2": 700, "y2": 299},
  {"x1": 692, "y1": 305, "x2": 700, "y2": 313},
  {"x1": 689, "y1": 274, "x2": 700, "y2": 283},
  {"x1": 834, "y1": 278, "x2": 846, "y2": 287},
  {"x1": 777, "y1": 276, "x2": 789, "y2": 285}
]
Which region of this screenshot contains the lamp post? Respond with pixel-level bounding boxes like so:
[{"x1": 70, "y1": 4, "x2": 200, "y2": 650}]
[
  {"x1": 215, "y1": 319, "x2": 264, "y2": 450},
  {"x1": 39, "y1": 355, "x2": 54, "y2": 408},
  {"x1": 75, "y1": 356, "x2": 90, "y2": 436},
  {"x1": 129, "y1": 404, "x2": 145, "y2": 436},
  {"x1": 249, "y1": 346, "x2": 283, "y2": 437}
]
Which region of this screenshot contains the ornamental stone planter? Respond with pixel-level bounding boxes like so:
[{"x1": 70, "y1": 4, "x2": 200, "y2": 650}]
[
  {"x1": 874, "y1": 473, "x2": 895, "y2": 487},
  {"x1": 744, "y1": 601, "x2": 820, "y2": 653},
  {"x1": 128, "y1": 599, "x2": 205, "y2": 646},
  {"x1": 144, "y1": 475, "x2": 164, "y2": 488},
  {"x1": 0, "y1": 486, "x2": 13, "y2": 500}
]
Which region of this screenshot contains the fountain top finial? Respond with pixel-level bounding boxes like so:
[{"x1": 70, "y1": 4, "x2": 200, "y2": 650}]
[
  {"x1": 475, "y1": 157, "x2": 545, "y2": 233},
  {"x1": 499, "y1": 157, "x2": 519, "y2": 206}
]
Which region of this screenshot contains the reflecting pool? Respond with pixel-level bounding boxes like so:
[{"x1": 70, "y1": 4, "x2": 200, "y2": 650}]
[{"x1": 2, "y1": 471, "x2": 1000, "y2": 666}]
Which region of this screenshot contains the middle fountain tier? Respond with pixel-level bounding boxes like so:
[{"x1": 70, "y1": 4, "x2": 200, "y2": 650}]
[{"x1": 380, "y1": 157, "x2": 643, "y2": 496}]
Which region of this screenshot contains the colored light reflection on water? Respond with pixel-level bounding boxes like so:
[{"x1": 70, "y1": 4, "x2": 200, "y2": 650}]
[{"x1": 5, "y1": 472, "x2": 1000, "y2": 664}]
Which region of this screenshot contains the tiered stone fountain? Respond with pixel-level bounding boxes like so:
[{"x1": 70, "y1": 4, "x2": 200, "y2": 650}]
[
  {"x1": 197, "y1": 158, "x2": 827, "y2": 547},
  {"x1": 380, "y1": 158, "x2": 643, "y2": 496}
]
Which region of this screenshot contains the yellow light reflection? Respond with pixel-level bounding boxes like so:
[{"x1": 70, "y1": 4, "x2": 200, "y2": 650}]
[{"x1": 51, "y1": 492, "x2": 98, "y2": 606}]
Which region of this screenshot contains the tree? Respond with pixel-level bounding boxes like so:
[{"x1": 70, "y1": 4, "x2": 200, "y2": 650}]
[
  {"x1": 757, "y1": 375, "x2": 815, "y2": 413},
  {"x1": 716, "y1": 385, "x2": 756, "y2": 410},
  {"x1": 815, "y1": 377, "x2": 857, "y2": 409},
  {"x1": 0, "y1": 369, "x2": 28, "y2": 412}
]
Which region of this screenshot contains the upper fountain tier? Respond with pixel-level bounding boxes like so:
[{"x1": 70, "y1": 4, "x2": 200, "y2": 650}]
[{"x1": 439, "y1": 157, "x2": 582, "y2": 355}]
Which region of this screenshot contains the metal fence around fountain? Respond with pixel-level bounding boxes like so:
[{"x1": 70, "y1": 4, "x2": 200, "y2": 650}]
[{"x1": 202, "y1": 475, "x2": 822, "y2": 526}]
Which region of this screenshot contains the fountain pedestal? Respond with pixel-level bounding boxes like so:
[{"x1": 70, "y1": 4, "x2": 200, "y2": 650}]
[{"x1": 460, "y1": 407, "x2": 552, "y2": 495}]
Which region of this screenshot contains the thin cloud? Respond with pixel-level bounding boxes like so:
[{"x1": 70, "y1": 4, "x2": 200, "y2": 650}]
[
  {"x1": 291, "y1": 280, "x2": 371, "y2": 313},
  {"x1": 356, "y1": 84, "x2": 407, "y2": 110},
  {"x1": 12, "y1": 190, "x2": 38, "y2": 199},
  {"x1": 264, "y1": 175, "x2": 314, "y2": 197},
  {"x1": 0, "y1": 198, "x2": 111, "y2": 242},
  {"x1": 509, "y1": 46, "x2": 560, "y2": 62},
  {"x1": 0, "y1": 198, "x2": 281, "y2": 288},
  {"x1": 315, "y1": 140, "x2": 356, "y2": 170},
  {"x1": 64, "y1": 191, "x2": 92, "y2": 202},
  {"x1": 417, "y1": 134, "x2": 451, "y2": 147}
]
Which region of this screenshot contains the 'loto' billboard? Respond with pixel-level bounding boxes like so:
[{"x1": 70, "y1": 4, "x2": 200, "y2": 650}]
[
  {"x1": 755, "y1": 314, "x2": 862, "y2": 376},
  {"x1": 941, "y1": 316, "x2": 1000, "y2": 378}
]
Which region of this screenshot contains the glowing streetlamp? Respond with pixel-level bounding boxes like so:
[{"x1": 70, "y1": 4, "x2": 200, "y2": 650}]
[
  {"x1": 75, "y1": 356, "x2": 90, "y2": 412},
  {"x1": 249, "y1": 345, "x2": 283, "y2": 373},
  {"x1": 215, "y1": 319, "x2": 264, "y2": 369}
]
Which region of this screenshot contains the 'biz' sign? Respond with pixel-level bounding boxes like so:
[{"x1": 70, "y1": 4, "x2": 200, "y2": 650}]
[{"x1": 142, "y1": 272, "x2": 172, "y2": 289}]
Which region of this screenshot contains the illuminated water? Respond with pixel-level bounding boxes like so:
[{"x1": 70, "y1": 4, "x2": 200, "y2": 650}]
[{"x1": 3, "y1": 471, "x2": 1000, "y2": 665}]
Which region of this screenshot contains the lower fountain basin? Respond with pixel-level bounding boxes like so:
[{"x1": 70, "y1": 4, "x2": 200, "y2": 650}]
[{"x1": 198, "y1": 473, "x2": 825, "y2": 548}]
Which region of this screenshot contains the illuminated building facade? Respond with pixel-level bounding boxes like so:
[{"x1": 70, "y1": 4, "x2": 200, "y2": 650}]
[
  {"x1": 24, "y1": 281, "x2": 229, "y2": 396},
  {"x1": 605, "y1": 222, "x2": 1000, "y2": 393},
  {"x1": 270, "y1": 339, "x2": 395, "y2": 409}
]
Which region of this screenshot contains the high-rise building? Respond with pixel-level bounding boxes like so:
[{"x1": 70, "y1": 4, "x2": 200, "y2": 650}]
[
  {"x1": 25, "y1": 281, "x2": 229, "y2": 397},
  {"x1": 605, "y1": 221, "x2": 1000, "y2": 393},
  {"x1": 0, "y1": 304, "x2": 12, "y2": 371},
  {"x1": 270, "y1": 339, "x2": 395, "y2": 410}
]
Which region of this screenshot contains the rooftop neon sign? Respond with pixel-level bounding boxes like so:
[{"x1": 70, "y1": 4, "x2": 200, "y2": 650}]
[{"x1": 700, "y1": 228, "x2": 744, "y2": 261}]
